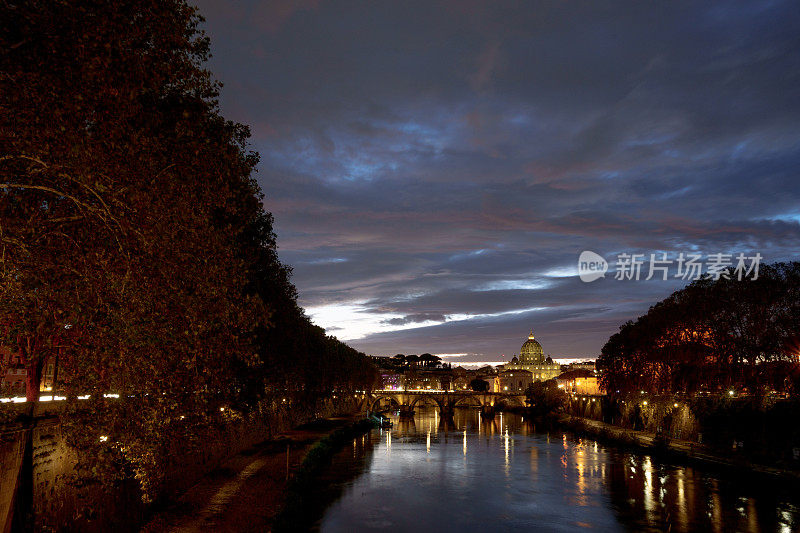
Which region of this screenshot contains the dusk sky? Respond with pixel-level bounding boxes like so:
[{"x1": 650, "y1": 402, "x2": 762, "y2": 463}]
[{"x1": 193, "y1": 0, "x2": 800, "y2": 364}]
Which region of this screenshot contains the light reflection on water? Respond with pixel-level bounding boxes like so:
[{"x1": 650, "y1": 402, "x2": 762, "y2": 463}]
[{"x1": 319, "y1": 408, "x2": 799, "y2": 532}]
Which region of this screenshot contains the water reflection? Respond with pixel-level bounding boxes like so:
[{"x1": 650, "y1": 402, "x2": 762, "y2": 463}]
[{"x1": 319, "y1": 408, "x2": 799, "y2": 532}]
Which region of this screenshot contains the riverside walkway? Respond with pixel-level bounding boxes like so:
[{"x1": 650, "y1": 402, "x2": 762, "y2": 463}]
[{"x1": 141, "y1": 417, "x2": 357, "y2": 533}]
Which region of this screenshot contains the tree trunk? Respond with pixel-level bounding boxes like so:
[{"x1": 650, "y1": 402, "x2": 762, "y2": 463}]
[{"x1": 25, "y1": 359, "x2": 41, "y2": 402}]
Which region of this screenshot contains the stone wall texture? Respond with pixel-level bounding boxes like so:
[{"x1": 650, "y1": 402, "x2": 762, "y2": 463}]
[
  {"x1": 565, "y1": 395, "x2": 700, "y2": 440},
  {"x1": 563, "y1": 394, "x2": 800, "y2": 466}
]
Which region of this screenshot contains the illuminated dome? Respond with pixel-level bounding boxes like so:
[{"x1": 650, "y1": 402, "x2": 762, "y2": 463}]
[{"x1": 519, "y1": 331, "x2": 545, "y2": 364}]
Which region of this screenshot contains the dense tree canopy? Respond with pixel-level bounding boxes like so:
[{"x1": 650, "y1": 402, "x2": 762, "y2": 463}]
[
  {"x1": 469, "y1": 378, "x2": 490, "y2": 392},
  {"x1": 524, "y1": 379, "x2": 564, "y2": 415},
  {"x1": 597, "y1": 262, "x2": 800, "y2": 396},
  {"x1": 0, "y1": 0, "x2": 377, "y2": 500}
]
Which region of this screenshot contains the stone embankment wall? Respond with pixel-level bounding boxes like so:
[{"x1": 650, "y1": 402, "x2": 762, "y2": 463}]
[
  {"x1": 564, "y1": 394, "x2": 800, "y2": 466},
  {"x1": 565, "y1": 395, "x2": 700, "y2": 441},
  {"x1": 1, "y1": 396, "x2": 362, "y2": 532}
]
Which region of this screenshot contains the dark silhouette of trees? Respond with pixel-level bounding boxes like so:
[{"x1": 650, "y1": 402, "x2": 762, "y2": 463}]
[
  {"x1": 377, "y1": 352, "x2": 448, "y2": 371},
  {"x1": 469, "y1": 378, "x2": 490, "y2": 392},
  {"x1": 525, "y1": 379, "x2": 564, "y2": 414},
  {"x1": 598, "y1": 263, "x2": 800, "y2": 396},
  {"x1": 0, "y1": 0, "x2": 377, "y2": 501},
  {"x1": 405, "y1": 354, "x2": 420, "y2": 367},
  {"x1": 419, "y1": 353, "x2": 441, "y2": 368}
]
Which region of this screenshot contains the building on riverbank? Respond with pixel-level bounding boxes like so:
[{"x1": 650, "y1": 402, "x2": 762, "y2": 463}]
[
  {"x1": 1, "y1": 348, "x2": 57, "y2": 397},
  {"x1": 502, "y1": 331, "x2": 561, "y2": 382},
  {"x1": 494, "y1": 369, "x2": 533, "y2": 392},
  {"x1": 379, "y1": 370, "x2": 403, "y2": 390},
  {"x1": 558, "y1": 370, "x2": 602, "y2": 395},
  {"x1": 373, "y1": 356, "x2": 501, "y2": 391},
  {"x1": 560, "y1": 360, "x2": 597, "y2": 373}
]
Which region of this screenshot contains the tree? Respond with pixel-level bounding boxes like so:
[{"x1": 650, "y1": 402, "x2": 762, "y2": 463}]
[
  {"x1": 419, "y1": 353, "x2": 441, "y2": 368},
  {"x1": 597, "y1": 263, "x2": 800, "y2": 396},
  {"x1": 0, "y1": 0, "x2": 379, "y2": 506},
  {"x1": 469, "y1": 378, "x2": 490, "y2": 392},
  {"x1": 525, "y1": 379, "x2": 564, "y2": 414},
  {"x1": 1, "y1": 0, "x2": 278, "y2": 500}
]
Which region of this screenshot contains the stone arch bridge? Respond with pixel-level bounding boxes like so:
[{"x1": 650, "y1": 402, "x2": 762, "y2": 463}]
[{"x1": 366, "y1": 390, "x2": 527, "y2": 417}]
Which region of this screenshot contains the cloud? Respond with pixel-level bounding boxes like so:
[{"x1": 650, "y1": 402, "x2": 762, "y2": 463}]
[
  {"x1": 383, "y1": 313, "x2": 447, "y2": 326},
  {"x1": 470, "y1": 41, "x2": 502, "y2": 91},
  {"x1": 252, "y1": 0, "x2": 321, "y2": 34},
  {"x1": 193, "y1": 0, "x2": 800, "y2": 359}
]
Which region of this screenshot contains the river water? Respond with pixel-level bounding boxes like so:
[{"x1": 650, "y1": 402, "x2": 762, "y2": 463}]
[{"x1": 317, "y1": 408, "x2": 799, "y2": 532}]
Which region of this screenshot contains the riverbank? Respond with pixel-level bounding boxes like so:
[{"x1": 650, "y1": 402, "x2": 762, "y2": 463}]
[
  {"x1": 272, "y1": 419, "x2": 376, "y2": 532},
  {"x1": 558, "y1": 414, "x2": 800, "y2": 483},
  {"x1": 140, "y1": 416, "x2": 370, "y2": 532},
  {"x1": 1, "y1": 396, "x2": 366, "y2": 532}
]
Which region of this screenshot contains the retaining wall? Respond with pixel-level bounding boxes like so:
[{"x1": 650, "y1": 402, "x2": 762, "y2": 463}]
[
  {"x1": 1, "y1": 396, "x2": 361, "y2": 532},
  {"x1": 564, "y1": 394, "x2": 800, "y2": 466}
]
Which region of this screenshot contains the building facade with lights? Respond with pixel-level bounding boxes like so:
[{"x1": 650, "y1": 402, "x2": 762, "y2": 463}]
[
  {"x1": 1, "y1": 347, "x2": 57, "y2": 397},
  {"x1": 494, "y1": 369, "x2": 533, "y2": 392},
  {"x1": 502, "y1": 331, "x2": 561, "y2": 382}
]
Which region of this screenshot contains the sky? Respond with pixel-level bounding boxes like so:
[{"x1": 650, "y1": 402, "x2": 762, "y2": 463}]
[{"x1": 193, "y1": 0, "x2": 800, "y2": 364}]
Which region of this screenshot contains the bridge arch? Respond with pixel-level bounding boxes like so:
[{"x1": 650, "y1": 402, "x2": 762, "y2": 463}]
[
  {"x1": 409, "y1": 394, "x2": 443, "y2": 411},
  {"x1": 369, "y1": 395, "x2": 401, "y2": 412},
  {"x1": 367, "y1": 391, "x2": 527, "y2": 413},
  {"x1": 495, "y1": 395, "x2": 527, "y2": 408},
  {"x1": 452, "y1": 395, "x2": 485, "y2": 408}
]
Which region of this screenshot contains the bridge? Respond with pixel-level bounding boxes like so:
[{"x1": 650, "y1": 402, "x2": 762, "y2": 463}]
[{"x1": 366, "y1": 389, "x2": 527, "y2": 417}]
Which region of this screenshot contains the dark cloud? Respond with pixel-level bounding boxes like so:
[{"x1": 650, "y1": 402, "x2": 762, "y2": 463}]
[
  {"x1": 383, "y1": 313, "x2": 447, "y2": 326},
  {"x1": 193, "y1": 0, "x2": 800, "y2": 359}
]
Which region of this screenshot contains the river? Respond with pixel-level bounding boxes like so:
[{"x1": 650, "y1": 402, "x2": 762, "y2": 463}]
[{"x1": 316, "y1": 407, "x2": 799, "y2": 532}]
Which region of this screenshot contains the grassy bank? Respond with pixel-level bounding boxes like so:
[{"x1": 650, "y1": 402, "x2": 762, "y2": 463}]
[{"x1": 272, "y1": 419, "x2": 376, "y2": 532}]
